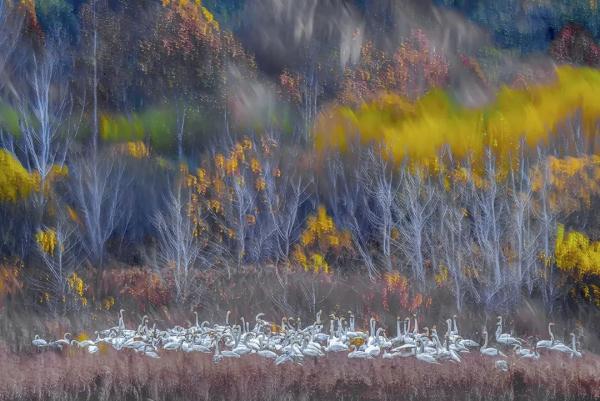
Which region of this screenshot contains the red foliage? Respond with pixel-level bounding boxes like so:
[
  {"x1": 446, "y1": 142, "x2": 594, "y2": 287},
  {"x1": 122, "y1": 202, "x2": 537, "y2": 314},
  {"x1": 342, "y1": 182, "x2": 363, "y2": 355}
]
[
  {"x1": 340, "y1": 29, "x2": 449, "y2": 104},
  {"x1": 101, "y1": 268, "x2": 172, "y2": 311},
  {"x1": 550, "y1": 24, "x2": 600, "y2": 67}
]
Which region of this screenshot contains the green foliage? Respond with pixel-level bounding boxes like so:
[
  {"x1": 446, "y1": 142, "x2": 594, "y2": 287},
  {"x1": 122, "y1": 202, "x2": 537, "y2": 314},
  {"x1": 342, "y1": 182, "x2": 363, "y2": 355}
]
[
  {"x1": 0, "y1": 102, "x2": 20, "y2": 137},
  {"x1": 139, "y1": 108, "x2": 176, "y2": 151}
]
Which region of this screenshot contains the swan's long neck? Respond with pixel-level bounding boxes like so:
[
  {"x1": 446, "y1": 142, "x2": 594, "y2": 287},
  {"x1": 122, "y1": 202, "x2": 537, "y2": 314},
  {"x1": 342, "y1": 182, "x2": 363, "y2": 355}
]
[
  {"x1": 452, "y1": 316, "x2": 458, "y2": 333},
  {"x1": 482, "y1": 331, "x2": 488, "y2": 348},
  {"x1": 396, "y1": 319, "x2": 401, "y2": 338},
  {"x1": 496, "y1": 318, "x2": 502, "y2": 338},
  {"x1": 571, "y1": 334, "x2": 577, "y2": 352},
  {"x1": 446, "y1": 319, "x2": 452, "y2": 337},
  {"x1": 413, "y1": 317, "x2": 418, "y2": 334},
  {"x1": 548, "y1": 324, "x2": 554, "y2": 342},
  {"x1": 433, "y1": 334, "x2": 442, "y2": 352},
  {"x1": 214, "y1": 338, "x2": 220, "y2": 355}
]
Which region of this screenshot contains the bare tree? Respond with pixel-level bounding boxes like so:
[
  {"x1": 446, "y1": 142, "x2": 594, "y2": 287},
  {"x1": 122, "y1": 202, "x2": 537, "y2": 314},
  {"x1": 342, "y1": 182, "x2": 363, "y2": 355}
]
[
  {"x1": 70, "y1": 153, "x2": 129, "y2": 274},
  {"x1": 508, "y1": 151, "x2": 540, "y2": 296},
  {"x1": 16, "y1": 53, "x2": 74, "y2": 184},
  {"x1": 363, "y1": 149, "x2": 397, "y2": 271},
  {"x1": 154, "y1": 183, "x2": 201, "y2": 303},
  {"x1": 396, "y1": 168, "x2": 436, "y2": 286},
  {"x1": 327, "y1": 155, "x2": 378, "y2": 279},
  {"x1": 264, "y1": 157, "x2": 310, "y2": 265},
  {"x1": 0, "y1": 0, "x2": 23, "y2": 95},
  {"x1": 439, "y1": 199, "x2": 469, "y2": 311},
  {"x1": 30, "y1": 218, "x2": 81, "y2": 314},
  {"x1": 534, "y1": 148, "x2": 559, "y2": 307}
]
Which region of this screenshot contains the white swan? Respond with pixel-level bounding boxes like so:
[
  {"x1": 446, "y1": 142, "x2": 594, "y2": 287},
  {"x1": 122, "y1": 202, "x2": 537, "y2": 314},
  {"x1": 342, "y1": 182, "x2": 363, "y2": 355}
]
[
  {"x1": 570, "y1": 333, "x2": 582, "y2": 358},
  {"x1": 32, "y1": 335, "x2": 48, "y2": 348},
  {"x1": 480, "y1": 330, "x2": 505, "y2": 357},
  {"x1": 415, "y1": 339, "x2": 439, "y2": 364},
  {"x1": 536, "y1": 323, "x2": 557, "y2": 349}
]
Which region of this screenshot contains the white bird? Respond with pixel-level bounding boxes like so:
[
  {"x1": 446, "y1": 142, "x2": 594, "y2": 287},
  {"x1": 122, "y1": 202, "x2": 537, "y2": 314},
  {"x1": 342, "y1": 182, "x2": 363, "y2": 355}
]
[
  {"x1": 569, "y1": 333, "x2": 582, "y2": 358},
  {"x1": 480, "y1": 330, "x2": 505, "y2": 357},
  {"x1": 348, "y1": 345, "x2": 371, "y2": 359},
  {"x1": 550, "y1": 341, "x2": 573, "y2": 354},
  {"x1": 495, "y1": 317, "x2": 522, "y2": 346},
  {"x1": 536, "y1": 322, "x2": 557, "y2": 349},
  {"x1": 514, "y1": 345, "x2": 539, "y2": 359},
  {"x1": 32, "y1": 335, "x2": 48, "y2": 348},
  {"x1": 415, "y1": 340, "x2": 439, "y2": 364},
  {"x1": 257, "y1": 349, "x2": 278, "y2": 359},
  {"x1": 495, "y1": 360, "x2": 509, "y2": 372}
]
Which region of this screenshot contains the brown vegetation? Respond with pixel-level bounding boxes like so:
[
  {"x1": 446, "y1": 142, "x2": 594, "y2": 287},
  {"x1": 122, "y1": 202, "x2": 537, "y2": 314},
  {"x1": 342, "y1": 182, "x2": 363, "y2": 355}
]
[{"x1": 0, "y1": 347, "x2": 599, "y2": 401}]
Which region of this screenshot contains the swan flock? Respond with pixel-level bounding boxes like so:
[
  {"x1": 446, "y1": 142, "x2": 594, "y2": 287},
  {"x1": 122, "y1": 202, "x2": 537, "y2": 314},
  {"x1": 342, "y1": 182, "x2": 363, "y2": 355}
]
[{"x1": 32, "y1": 310, "x2": 584, "y2": 370}]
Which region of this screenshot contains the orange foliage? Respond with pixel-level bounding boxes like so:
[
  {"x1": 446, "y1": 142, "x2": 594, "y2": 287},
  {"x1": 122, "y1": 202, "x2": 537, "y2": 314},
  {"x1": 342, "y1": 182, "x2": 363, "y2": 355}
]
[
  {"x1": 0, "y1": 259, "x2": 24, "y2": 307},
  {"x1": 381, "y1": 271, "x2": 429, "y2": 312}
]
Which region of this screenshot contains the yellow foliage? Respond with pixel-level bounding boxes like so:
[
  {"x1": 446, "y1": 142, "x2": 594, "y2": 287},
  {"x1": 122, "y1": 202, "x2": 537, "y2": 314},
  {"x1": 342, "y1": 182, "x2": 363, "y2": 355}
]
[
  {"x1": 555, "y1": 224, "x2": 600, "y2": 278},
  {"x1": 101, "y1": 296, "x2": 115, "y2": 311},
  {"x1": 31, "y1": 164, "x2": 69, "y2": 196},
  {"x1": 309, "y1": 253, "x2": 330, "y2": 274},
  {"x1": 434, "y1": 264, "x2": 449, "y2": 286},
  {"x1": 214, "y1": 153, "x2": 225, "y2": 172},
  {"x1": 316, "y1": 66, "x2": 600, "y2": 170},
  {"x1": 126, "y1": 141, "x2": 150, "y2": 159},
  {"x1": 67, "y1": 272, "x2": 85, "y2": 297},
  {"x1": 384, "y1": 271, "x2": 406, "y2": 288},
  {"x1": 0, "y1": 149, "x2": 35, "y2": 202},
  {"x1": 255, "y1": 177, "x2": 266, "y2": 191},
  {"x1": 36, "y1": 228, "x2": 57, "y2": 256},
  {"x1": 250, "y1": 158, "x2": 262, "y2": 174},
  {"x1": 67, "y1": 206, "x2": 81, "y2": 225},
  {"x1": 293, "y1": 206, "x2": 353, "y2": 273},
  {"x1": 531, "y1": 155, "x2": 600, "y2": 213}
]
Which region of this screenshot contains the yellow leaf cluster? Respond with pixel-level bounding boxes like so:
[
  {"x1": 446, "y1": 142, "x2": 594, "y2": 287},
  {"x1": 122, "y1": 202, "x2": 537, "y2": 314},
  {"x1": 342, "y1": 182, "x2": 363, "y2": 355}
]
[
  {"x1": 384, "y1": 271, "x2": 408, "y2": 289},
  {"x1": 434, "y1": 264, "x2": 449, "y2": 286},
  {"x1": 67, "y1": 206, "x2": 81, "y2": 225},
  {"x1": 293, "y1": 206, "x2": 353, "y2": 273},
  {"x1": 101, "y1": 296, "x2": 115, "y2": 311},
  {"x1": 292, "y1": 249, "x2": 330, "y2": 274},
  {"x1": 0, "y1": 149, "x2": 35, "y2": 203},
  {"x1": 67, "y1": 272, "x2": 88, "y2": 306},
  {"x1": 555, "y1": 224, "x2": 600, "y2": 278},
  {"x1": 126, "y1": 141, "x2": 150, "y2": 159},
  {"x1": 31, "y1": 164, "x2": 69, "y2": 196},
  {"x1": 531, "y1": 155, "x2": 600, "y2": 213},
  {"x1": 316, "y1": 66, "x2": 600, "y2": 170},
  {"x1": 36, "y1": 228, "x2": 57, "y2": 256}
]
